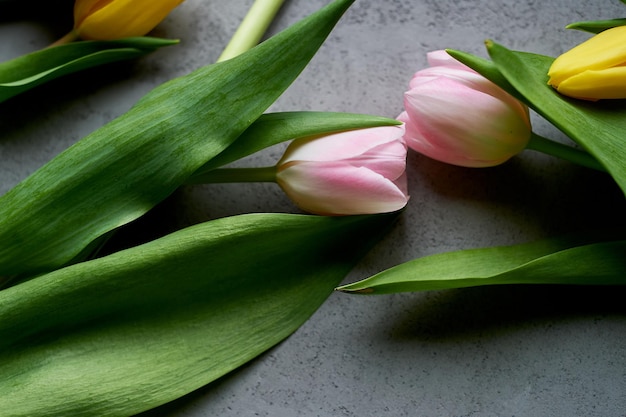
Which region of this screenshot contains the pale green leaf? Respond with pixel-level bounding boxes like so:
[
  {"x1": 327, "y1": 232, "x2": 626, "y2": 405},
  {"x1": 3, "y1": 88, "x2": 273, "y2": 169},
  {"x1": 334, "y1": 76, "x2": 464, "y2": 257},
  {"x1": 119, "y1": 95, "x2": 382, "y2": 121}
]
[
  {"x1": 338, "y1": 234, "x2": 626, "y2": 294},
  {"x1": 0, "y1": 0, "x2": 355, "y2": 281},
  {"x1": 0, "y1": 212, "x2": 396, "y2": 416},
  {"x1": 0, "y1": 37, "x2": 178, "y2": 103}
]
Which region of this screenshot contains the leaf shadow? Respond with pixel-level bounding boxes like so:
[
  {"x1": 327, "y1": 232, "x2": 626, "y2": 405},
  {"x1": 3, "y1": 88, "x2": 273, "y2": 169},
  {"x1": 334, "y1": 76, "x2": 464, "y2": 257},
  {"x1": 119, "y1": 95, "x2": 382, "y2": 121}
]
[
  {"x1": 133, "y1": 284, "x2": 626, "y2": 416},
  {"x1": 0, "y1": 63, "x2": 145, "y2": 170},
  {"x1": 0, "y1": 0, "x2": 73, "y2": 24},
  {"x1": 385, "y1": 284, "x2": 626, "y2": 343}
]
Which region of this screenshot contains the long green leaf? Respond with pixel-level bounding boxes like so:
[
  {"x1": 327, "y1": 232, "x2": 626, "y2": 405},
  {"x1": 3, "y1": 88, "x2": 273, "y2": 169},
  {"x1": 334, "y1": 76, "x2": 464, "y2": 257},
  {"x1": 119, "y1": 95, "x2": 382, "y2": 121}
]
[
  {"x1": 565, "y1": 18, "x2": 626, "y2": 34},
  {"x1": 0, "y1": 0, "x2": 355, "y2": 281},
  {"x1": 187, "y1": 111, "x2": 401, "y2": 183},
  {"x1": 456, "y1": 42, "x2": 626, "y2": 195},
  {"x1": 0, "y1": 38, "x2": 178, "y2": 103},
  {"x1": 0, "y1": 212, "x2": 396, "y2": 416},
  {"x1": 338, "y1": 234, "x2": 626, "y2": 294}
]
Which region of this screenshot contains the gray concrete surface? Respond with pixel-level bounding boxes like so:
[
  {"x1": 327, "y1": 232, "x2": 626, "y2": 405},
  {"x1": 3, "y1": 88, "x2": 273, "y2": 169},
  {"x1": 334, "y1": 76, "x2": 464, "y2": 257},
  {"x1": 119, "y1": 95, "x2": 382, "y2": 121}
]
[{"x1": 2, "y1": 1, "x2": 626, "y2": 416}]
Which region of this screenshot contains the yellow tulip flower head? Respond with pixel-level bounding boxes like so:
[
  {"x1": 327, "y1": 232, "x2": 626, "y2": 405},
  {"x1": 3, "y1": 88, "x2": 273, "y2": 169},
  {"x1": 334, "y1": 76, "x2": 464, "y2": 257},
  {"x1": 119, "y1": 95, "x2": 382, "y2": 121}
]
[
  {"x1": 548, "y1": 25, "x2": 626, "y2": 101},
  {"x1": 73, "y1": 0, "x2": 184, "y2": 40}
]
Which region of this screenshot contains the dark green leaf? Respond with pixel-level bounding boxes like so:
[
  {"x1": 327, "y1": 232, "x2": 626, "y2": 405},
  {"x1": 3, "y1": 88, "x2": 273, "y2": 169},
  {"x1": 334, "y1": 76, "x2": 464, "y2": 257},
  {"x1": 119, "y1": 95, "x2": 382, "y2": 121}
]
[
  {"x1": 0, "y1": 0, "x2": 355, "y2": 281},
  {"x1": 338, "y1": 234, "x2": 626, "y2": 294},
  {"x1": 188, "y1": 111, "x2": 401, "y2": 183},
  {"x1": 482, "y1": 41, "x2": 626, "y2": 194},
  {"x1": 0, "y1": 212, "x2": 396, "y2": 416},
  {"x1": 0, "y1": 37, "x2": 178, "y2": 103},
  {"x1": 565, "y1": 18, "x2": 626, "y2": 33}
]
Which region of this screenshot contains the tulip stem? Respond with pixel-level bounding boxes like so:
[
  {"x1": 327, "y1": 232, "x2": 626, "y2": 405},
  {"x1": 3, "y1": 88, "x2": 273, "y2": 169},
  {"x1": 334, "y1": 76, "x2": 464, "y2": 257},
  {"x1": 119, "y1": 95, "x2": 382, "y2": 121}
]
[
  {"x1": 527, "y1": 132, "x2": 606, "y2": 172},
  {"x1": 49, "y1": 30, "x2": 79, "y2": 48},
  {"x1": 217, "y1": 0, "x2": 287, "y2": 62},
  {"x1": 188, "y1": 166, "x2": 277, "y2": 184}
]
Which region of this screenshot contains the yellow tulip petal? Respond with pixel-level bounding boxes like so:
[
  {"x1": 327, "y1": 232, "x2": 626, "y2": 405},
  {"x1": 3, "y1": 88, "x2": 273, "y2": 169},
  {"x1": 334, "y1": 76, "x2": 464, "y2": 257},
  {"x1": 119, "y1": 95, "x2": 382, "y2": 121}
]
[
  {"x1": 548, "y1": 25, "x2": 626, "y2": 87},
  {"x1": 76, "y1": 0, "x2": 184, "y2": 40},
  {"x1": 557, "y1": 66, "x2": 626, "y2": 100},
  {"x1": 74, "y1": 0, "x2": 114, "y2": 27}
]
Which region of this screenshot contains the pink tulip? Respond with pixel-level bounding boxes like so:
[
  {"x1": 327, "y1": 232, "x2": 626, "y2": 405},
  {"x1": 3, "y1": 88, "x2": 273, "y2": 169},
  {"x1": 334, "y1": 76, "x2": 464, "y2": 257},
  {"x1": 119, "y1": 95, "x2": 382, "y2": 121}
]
[
  {"x1": 400, "y1": 50, "x2": 531, "y2": 167},
  {"x1": 276, "y1": 125, "x2": 409, "y2": 215}
]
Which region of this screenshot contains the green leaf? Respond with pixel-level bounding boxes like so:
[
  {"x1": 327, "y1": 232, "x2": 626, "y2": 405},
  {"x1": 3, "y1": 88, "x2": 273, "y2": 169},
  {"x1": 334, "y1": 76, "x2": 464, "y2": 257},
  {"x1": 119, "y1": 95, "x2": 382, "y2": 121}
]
[
  {"x1": 0, "y1": 0, "x2": 355, "y2": 281},
  {"x1": 0, "y1": 212, "x2": 396, "y2": 416},
  {"x1": 187, "y1": 111, "x2": 401, "y2": 183},
  {"x1": 0, "y1": 37, "x2": 178, "y2": 103},
  {"x1": 337, "y1": 234, "x2": 626, "y2": 294},
  {"x1": 565, "y1": 18, "x2": 626, "y2": 34},
  {"x1": 482, "y1": 41, "x2": 626, "y2": 195}
]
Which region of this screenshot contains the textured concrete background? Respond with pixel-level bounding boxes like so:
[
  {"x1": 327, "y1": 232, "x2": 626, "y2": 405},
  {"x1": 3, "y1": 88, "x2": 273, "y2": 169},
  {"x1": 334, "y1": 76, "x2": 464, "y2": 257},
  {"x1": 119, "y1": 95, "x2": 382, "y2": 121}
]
[{"x1": 2, "y1": 1, "x2": 626, "y2": 416}]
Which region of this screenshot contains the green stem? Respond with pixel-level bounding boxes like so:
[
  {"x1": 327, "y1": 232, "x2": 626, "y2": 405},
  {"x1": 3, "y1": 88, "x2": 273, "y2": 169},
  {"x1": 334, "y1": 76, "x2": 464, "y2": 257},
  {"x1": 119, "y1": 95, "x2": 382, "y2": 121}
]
[
  {"x1": 49, "y1": 30, "x2": 78, "y2": 48},
  {"x1": 217, "y1": 0, "x2": 287, "y2": 62},
  {"x1": 526, "y1": 132, "x2": 606, "y2": 172},
  {"x1": 188, "y1": 166, "x2": 277, "y2": 184}
]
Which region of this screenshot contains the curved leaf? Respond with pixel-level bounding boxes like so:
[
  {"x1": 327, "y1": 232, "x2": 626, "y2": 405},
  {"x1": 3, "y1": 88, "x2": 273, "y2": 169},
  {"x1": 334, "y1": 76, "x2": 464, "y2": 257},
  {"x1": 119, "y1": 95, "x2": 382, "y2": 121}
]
[
  {"x1": 188, "y1": 111, "x2": 401, "y2": 182},
  {"x1": 0, "y1": 38, "x2": 178, "y2": 103},
  {"x1": 338, "y1": 235, "x2": 626, "y2": 294},
  {"x1": 0, "y1": 212, "x2": 396, "y2": 416},
  {"x1": 0, "y1": 0, "x2": 355, "y2": 281}
]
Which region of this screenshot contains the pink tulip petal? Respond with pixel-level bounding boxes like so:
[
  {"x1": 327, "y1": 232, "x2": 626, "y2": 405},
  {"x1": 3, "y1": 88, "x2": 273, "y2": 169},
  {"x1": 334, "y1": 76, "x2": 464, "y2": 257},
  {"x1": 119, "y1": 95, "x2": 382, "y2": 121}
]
[
  {"x1": 277, "y1": 162, "x2": 409, "y2": 215},
  {"x1": 409, "y1": 56, "x2": 529, "y2": 122},
  {"x1": 279, "y1": 125, "x2": 405, "y2": 164},
  {"x1": 403, "y1": 77, "x2": 530, "y2": 167},
  {"x1": 357, "y1": 140, "x2": 408, "y2": 179},
  {"x1": 426, "y1": 50, "x2": 465, "y2": 68},
  {"x1": 409, "y1": 65, "x2": 486, "y2": 90}
]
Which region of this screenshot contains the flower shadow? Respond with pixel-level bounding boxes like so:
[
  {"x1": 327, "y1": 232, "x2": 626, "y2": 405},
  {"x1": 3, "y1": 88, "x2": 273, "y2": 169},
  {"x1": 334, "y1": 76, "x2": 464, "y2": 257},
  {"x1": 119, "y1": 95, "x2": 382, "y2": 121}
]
[{"x1": 406, "y1": 148, "x2": 626, "y2": 239}]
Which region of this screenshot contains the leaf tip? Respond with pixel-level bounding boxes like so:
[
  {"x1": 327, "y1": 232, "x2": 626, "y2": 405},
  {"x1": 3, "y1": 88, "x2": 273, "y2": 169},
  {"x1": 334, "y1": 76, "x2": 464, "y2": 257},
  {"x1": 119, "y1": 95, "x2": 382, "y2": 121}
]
[
  {"x1": 334, "y1": 285, "x2": 374, "y2": 294},
  {"x1": 444, "y1": 48, "x2": 460, "y2": 59}
]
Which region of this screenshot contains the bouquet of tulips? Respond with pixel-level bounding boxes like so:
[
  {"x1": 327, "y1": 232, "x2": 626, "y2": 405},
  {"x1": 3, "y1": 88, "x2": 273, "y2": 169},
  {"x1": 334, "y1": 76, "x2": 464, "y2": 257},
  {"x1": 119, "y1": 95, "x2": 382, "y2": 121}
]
[{"x1": 0, "y1": 0, "x2": 625, "y2": 415}]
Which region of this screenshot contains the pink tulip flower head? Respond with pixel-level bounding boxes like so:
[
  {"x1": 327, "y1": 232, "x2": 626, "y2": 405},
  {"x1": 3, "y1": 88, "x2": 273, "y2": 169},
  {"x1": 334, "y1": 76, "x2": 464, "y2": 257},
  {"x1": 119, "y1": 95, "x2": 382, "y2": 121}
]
[
  {"x1": 276, "y1": 125, "x2": 409, "y2": 215},
  {"x1": 399, "y1": 50, "x2": 531, "y2": 167}
]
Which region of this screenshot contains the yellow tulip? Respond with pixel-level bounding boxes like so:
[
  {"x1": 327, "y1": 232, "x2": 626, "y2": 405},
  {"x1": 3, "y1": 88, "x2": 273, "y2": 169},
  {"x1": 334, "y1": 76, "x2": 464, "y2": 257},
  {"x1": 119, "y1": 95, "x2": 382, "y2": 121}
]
[
  {"x1": 548, "y1": 25, "x2": 626, "y2": 100},
  {"x1": 73, "y1": 0, "x2": 184, "y2": 40}
]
